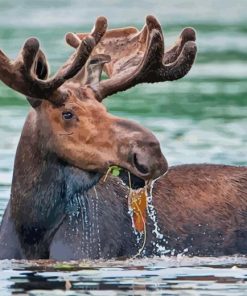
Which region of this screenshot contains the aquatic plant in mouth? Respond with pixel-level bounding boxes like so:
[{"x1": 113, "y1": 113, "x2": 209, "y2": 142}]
[
  {"x1": 103, "y1": 166, "x2": 148, "y2": 231},
  {"x1": 103, "y1": 165, "x2": 123, "y2": 180}
]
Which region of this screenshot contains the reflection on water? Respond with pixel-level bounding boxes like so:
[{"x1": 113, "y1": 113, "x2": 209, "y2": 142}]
[
  {"x1": 0, "y1": 0, "x2": 247, "y2": 294},
  {"x1": 1, "y1": 257, "x2": 247, "y2": 295}
]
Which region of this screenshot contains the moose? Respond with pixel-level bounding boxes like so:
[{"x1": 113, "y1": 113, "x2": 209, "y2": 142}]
[{"x1": 0, "y1": 15, "x2": 245, "y2": 261}]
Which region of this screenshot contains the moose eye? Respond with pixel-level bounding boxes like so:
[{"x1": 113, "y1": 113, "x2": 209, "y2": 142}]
[{"x1": 62, "y1": 111, "x2": 74, "y2": 120}]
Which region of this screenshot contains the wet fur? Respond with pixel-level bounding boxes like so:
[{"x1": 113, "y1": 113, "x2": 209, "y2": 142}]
[
  {"x1": 0, "y1": 112, "x2": 138, "y2": 259},
  {"x1": 2, "y1": 162, "x2": 247, "y2": 259},
  {"x1": 150, "y1": 164, "x2": 247, "y2": 256}
]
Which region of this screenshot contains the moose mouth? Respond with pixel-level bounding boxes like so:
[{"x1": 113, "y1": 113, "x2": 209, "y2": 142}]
[
  {"x1": 116, "y1": 151, "x2": 151, "y2": 189},
  {"x1": 118, "y1": 169, "x2": 146, "y2": 189}
]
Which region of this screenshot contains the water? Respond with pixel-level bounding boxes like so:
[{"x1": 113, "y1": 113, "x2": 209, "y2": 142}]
[
  {"x1": 1, "y1": 257, "x2": 247, "y2": 295},
  {"x1": 0, "y1": 0, "x2": 247, "y2": 294}
]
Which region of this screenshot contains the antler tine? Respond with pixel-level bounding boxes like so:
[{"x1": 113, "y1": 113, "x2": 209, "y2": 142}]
[
  {"x1": 66, "y1": 16, "x2": 108, "y2": 48},
  {"x1": 47, "y1": 15, "x2": 108, "y2": 87},
  {"x1": 21, "y1": 38, "x2": 40, "y2": 72},
  {"x1": 163, "y1": 27, "x2": 196, "y2": 64},
  {"x1": 160, "y1": 40, "x2": 197, "y2": 81},
  {"x1": 91, "y1": 16, "x2": 108, "y2": 44},
  {"x1": 54, "y1": 36, "x2": 96, "y2": 83},
  {"x1": 140, "y1": 16, "x2": 197, "y2": 81},
  {"x1": 64, "y1": 17, "x2": 109, "y2": 88},
  {"x1": 0, "y1": 37, "x2": 42, "y2": 97},
  {"x1": 97, "y1": 15, "x2": 197, "y2": 99},
  {"x1": 0, "y1": 17, "x2": 107, "y2": 103}
]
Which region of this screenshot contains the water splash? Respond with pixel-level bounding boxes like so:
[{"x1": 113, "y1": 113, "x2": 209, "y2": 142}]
[
  {"x1": 147, "y1": 180, "x2": 171, "y2": 255},
  {"x1": 127, "y1": 180, "x2": 170, "y2": 257}
]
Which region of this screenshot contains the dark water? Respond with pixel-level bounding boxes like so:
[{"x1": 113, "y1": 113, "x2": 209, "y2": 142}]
[
  {"x1": 0, "y1": 0, "x2": 247, "y2": 295},
  {"x1": 1, "y1": 256, "x2": 247, "y2": 295}
]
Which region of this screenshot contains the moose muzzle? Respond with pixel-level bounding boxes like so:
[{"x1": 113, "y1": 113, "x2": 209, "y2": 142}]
[{"x1": 114, "y1": 119, "x2": 168, "y2": 182}]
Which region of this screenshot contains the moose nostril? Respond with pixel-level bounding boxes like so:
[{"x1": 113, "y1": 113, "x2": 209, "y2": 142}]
[{"x1": 133, "y1": 153, "x2": 149, "y2": 175}]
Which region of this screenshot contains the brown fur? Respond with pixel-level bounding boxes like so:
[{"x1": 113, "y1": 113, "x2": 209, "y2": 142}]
[
  {"x1": 0, "y1": 82, "x2": 167, "y2": 260},
  {"x1": 147, "y1": 164, "x2": 247, "y2": 255},
  {"x1": 29, "y1": 86, "x2": 167, "y2": 178}
]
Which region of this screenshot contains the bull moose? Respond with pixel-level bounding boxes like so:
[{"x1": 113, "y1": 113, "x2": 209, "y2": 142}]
[{"x1": 0, "y1": 16, "x2": 245, "y2": 260}]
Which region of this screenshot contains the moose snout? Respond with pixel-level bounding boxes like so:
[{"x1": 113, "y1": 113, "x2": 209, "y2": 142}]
[
  {"x1": 114, "y1": 119, "x2": 168, "y2": 181},
  {"x1": 130, "y1": 141, "x2": 168, "y2": 181}
]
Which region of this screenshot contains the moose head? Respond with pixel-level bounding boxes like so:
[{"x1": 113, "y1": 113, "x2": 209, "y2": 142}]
[{"x1": 0, "y1": 16, "x2": 197, "y2": 184}]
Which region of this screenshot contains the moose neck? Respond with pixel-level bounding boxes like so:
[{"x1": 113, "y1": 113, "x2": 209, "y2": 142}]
[{"x1": 10, "y1": 109, "x2": 101, "y2": 239}]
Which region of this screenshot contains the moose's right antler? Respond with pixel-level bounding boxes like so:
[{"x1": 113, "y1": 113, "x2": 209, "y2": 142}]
[
  {"x1": 66, "y1": 15, "x2": 197, "y2": 101},
  {"x1": 0, "y1": 17, "x2": 107, "y2": 104}
]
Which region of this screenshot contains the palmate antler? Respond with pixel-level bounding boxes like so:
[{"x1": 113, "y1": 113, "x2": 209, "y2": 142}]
[
  {"x1": 66, "y1": 15, "x2": 197, "y2": 101},
  {"x1": 0, "y1": 17, "x2": 107, "y2": 104}
]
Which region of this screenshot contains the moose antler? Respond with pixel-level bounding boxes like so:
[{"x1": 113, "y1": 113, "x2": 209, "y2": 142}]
[
  {"x1": 66, "y1": 15, "x2": 197, "y2": 101},
  {"x1": 0, "y1": 17, "x2": 107, "y2": 104}
]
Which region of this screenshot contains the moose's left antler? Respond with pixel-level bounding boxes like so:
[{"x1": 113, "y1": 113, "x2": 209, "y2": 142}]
[
  {"x1": 0, "y1": 17, "x2": 107, "y2": 104},
  {"x1": 66, "y1": 15, "x2": 197, "y2": 101}
]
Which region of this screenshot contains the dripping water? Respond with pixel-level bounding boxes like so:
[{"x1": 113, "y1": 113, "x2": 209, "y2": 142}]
[
  {"x1": 94, "y1": 186, "x2": 102, "y2": 257},
  {"x1": 147, "y1": 180, "x2": 171, "y2": 255},
  {"x1": 88, "y1": 189, "x2": 97, "y2": 257},
  {"x1": 90, "y1": 193, "x2": 94, "y2": 257},
  {"x1": 67, "y1": 193, "x2": 81, "y2": 234},
  {"x1": 78, "y1": 194, "x2": 90, "y2": 258}
]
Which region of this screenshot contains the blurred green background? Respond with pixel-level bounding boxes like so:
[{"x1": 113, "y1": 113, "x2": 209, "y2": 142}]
[{"x1": 0, "y1": 0, "x2": 247, "y2": 217}]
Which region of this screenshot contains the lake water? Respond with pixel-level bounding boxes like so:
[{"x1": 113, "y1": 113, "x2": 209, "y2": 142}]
[{"x1": 0, "y1": 0, "x2": 247, "y2": 295}]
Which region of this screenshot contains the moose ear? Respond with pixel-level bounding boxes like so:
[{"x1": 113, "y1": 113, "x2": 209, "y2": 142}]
[
  {"x1": 27, "y1": 50, "x2": 50, "y2": 108},
  {"x1": 84, "y1": 54, "x2": 111, "y2": 86},
  {"x1": 69, "y1": 54, "x2": 110, "y2": 97}
]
